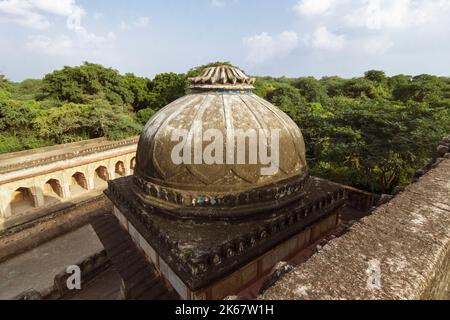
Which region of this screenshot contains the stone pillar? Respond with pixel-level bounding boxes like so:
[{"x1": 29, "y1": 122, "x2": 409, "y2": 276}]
[
  {"x1": 0, "y1": 189, "x2": 12, "y2": 219},
  {"x1": 86, "y1": 167, "x2": 95, "y2": 190},
  {"x1": 109, "y1": 162, "x2": 116, "y2": 180},
  {"x1": 124, "y1": 155, "x2": 132, "y2": 176},
  {"x1": 0, "y1": 205, "x2": 12, "y2": 219},
  {"x1": 125, "y1": 165, "x2": 132, "y2": 176},
  {"x1": 62, "y1": 174, "x2": 71, "y2": 199},
  {"x1": 32, "y1": 187, "x2": 45, "y2": 208}
]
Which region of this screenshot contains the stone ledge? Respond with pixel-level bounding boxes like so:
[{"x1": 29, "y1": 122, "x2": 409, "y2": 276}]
[
  {"x1": 260, "y1": 159, "x2": 450, "y2": 300},
  {"x1": 0, "y1": 136, "x2": 139, "y2": 174}
]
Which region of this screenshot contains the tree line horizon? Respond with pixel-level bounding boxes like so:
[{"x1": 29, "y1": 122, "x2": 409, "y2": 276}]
[{"x1": 1, "y1": 62, "x2": 449, "y2": 194}]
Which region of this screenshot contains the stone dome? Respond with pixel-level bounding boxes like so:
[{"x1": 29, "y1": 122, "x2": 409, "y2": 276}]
[{"x1": 133, "y1": 65, "x2": 309, "y2": 219}]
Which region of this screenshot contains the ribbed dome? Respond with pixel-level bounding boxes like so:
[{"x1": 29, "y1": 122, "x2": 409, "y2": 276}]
[{"x1": 133, "y1": 66, "x2": 309, "y2": 219}]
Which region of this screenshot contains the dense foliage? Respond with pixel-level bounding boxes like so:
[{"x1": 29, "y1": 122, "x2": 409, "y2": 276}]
[
  {"x1": 257, "y1": 71, "x2": 450, "y2": 193},
  {"x1": 1, "y1": 62, "x2": 449, "y2": 194}
]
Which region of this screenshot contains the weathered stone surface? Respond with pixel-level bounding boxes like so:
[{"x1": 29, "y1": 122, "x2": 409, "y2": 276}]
[
  {"x1": 0, "y1": 194, "x2": 110, "y2": 263},
  {"x1": 189, "y1": 65, "x2": 255, "y2": 90},
  {"x1": 14, "y1": 289, "x2": 42, "y2": 300},
  {"x1": 259, "y1": 261, "x2": 293, "y2": 294},
  {"x1": 437, "y1": 145, "x2": 449, "y2": 157},
  {"x1": 260, "y1": 159, "x2": 450, "y2": 300},
  {"x1": 0, "y1": 225, "x2": 104, "y2": 299}
]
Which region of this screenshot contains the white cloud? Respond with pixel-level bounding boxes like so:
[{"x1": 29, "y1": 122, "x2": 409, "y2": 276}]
[
  {"x1": 0, "y1": 0, "x2": 85, "y2": 30},
  {"x1": 345, "y1": 0, "x2": 450, "y2": 30},
  {"x1": 134, "y1": 16, "x2": 149, "y2": 28},
  {"x1": 290, "y1": 0, "x2": 450, "y2": 58},
  {"x1": 120, "y1": 16, "x2": 150, "y2": 31},
  {"x1": 242, "y1": 31, "x2": 299, "y2": 64},
  {"x1": 0, "y1": 0, "x2": 117, "y2": 56},
  {"x1": 31, "y1": 0, "x2": 83, "y2": 17},
  {"x1": 26, "y1": 34, "x2": 74, "y2": 56},
  {"x1": 210, "y1": 0, "x2": 225, "y2": 7},
  {"x1": 93, "y1": 12, "x2": 104, "y2": 20},
  {"x1": 362, "y1": 36, "x2": 393, "y2": 54},
  {"x1": 309, "y1": 26, "x2": 344, "y2": 50},
  {"x1": 120, "y1": 21, "x2": 129, "y2": 31},
  {"x1": 27, "y1": 32, "x2": 116, "y2": 57},
  {"x1": 210, "y1": 0, "x2": 238, "y2": 7},
  {"x1": 293, "y1": 0, "x2": 336, "y2": 16},
  {"x1": 0, "y1": 0, "x2": 49, "y2": 29}
]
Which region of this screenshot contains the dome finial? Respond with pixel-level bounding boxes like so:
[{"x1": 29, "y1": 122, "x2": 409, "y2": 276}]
[{"x1": 189, "y1": 65, "x2": 255, "y2": 90}]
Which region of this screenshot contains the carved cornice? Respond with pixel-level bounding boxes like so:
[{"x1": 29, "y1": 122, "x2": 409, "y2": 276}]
[{"x1": 132, "y1": 169, "x2": 311, "y2": 220}]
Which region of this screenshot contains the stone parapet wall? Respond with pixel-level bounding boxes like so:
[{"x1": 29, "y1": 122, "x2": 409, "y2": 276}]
[
  {"x1": 260, "y1": 157, "x2": 450, "y2": 300},
  {"x1": 0, "y1": 137, "x2": 138, "y2": 226},
  {"x1": 14, "y1": 250, "x2": 110, "y2": 300},
  {"x1": 339, "y1": 185, "x2": 380, "y2": 211},
  {"x1": 0, "y1": 137, "x2": 139, "y2": 174},
  {"x1": 413, "y1": 134, "x2": 450, "y2": 182}
]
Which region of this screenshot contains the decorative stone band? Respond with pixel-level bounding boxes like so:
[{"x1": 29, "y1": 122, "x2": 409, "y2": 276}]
[
  {"x1": 0, "y1": 137, "x2": 139, "y2": 174},
  {"x1": 190, "y1": 84, "x2": 255, "y2": 91},
  {"x1": 106, "y1": 178, "x2": 346, "y2": 290},
  {"x1": 132, "y1": 169, "x2": 310, "y2": 220}
]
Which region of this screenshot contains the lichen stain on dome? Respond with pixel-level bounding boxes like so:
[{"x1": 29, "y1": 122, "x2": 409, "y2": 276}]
[{"x1": 136, "y1": 92, "x2": 306, "y2": 190}]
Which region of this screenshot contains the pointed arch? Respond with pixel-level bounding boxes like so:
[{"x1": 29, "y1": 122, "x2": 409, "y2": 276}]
[
  {"x1": 115, "y1": 161, "x2": 126, "y2": 177},
  {"x1": 10, "y1": 187, "x2": 35, "y2": 216},
  {"x1": 43, "y1": 179, "x2": 63, "y2": 204},
  {"x1": 71, "y1": 172, "x2": 88, "y2": 196},
  {"x1": 94, "y1": 166, "x2": 109, "y2": 188}
]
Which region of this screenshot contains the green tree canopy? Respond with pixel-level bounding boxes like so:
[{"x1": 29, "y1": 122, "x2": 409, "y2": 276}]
[
  {"x1": 147, "y1": 72, "x2": 187, "y2": 111},
  {"x1": 292, "y1": 77, "x2": 329, "y2": 104},
  {"x1": 1, "y1": 63, "x2": 449, "y2": 195},
  {"x1": 0, "y1": 74, "x2": 12, "y2": 91},
  {"x1": 317, "y1": 98, "x2": 450, "y2": 193},
  {"x1": 123, "y1": 73, "x2": 152, "y2": 112},
  {"x1": 266, "y1": 83, "x2": 306, "y2": 110},
  {"x1": 11, "y1": 79, "x2": 45, "y2": 100},
  {"x1": 364, "y1": 70, "x2": 386, "y2": 83},
  {"x1": 42, "y1": 62, "x2": 134, "y2": 105}
]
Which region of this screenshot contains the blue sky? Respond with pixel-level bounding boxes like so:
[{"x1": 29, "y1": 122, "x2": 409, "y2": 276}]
[{"x1": 1, "y1": 0, "x2": 450, "y2": 81}]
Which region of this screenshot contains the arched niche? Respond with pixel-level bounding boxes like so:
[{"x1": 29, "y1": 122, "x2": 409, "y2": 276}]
[
  {"x1": 10, "y1": 187, "x2": 36, "y2": 216},
  {"x1": 115, "y1": 161, "x2": 126, "y2": 177},
  {"x1": 94, "y1": 166, "x2": 109, "y2": 188},
  {"x1": 43, "y1": 179, "x2": 63, "y2": 204},
  {"x1": 71, "y1": 172, "x2": 88, "y2": 196}
]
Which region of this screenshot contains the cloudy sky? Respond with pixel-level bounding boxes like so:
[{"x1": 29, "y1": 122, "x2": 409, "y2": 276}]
[{"x1": 0, "y1": 0, "x2": 450, "y2": 81}]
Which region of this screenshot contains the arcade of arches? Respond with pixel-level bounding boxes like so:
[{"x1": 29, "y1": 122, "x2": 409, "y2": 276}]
[{"x1": 0, "y1": 152, "x2": 137, "y2": 221}]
